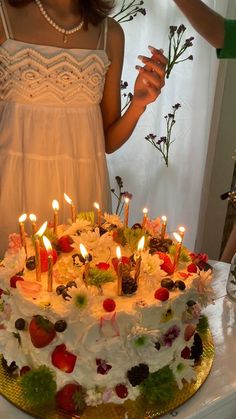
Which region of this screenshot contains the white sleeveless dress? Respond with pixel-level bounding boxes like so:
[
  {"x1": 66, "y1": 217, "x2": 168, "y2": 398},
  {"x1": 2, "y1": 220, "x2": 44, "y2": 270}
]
[{"x1": 0, "y1": 1, "x2": 112, "y2": 256}]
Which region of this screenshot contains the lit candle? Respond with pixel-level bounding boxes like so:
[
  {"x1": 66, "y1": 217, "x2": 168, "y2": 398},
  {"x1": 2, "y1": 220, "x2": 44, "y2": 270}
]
[
  {"x1": 134, "y1": 235, "x2": 145, "y2": 284},
  {"x1": 173, "y1": 232, "x2": 183, "y2": 271},
  {"x1": 42, "y1": 235, "x2": 53, "y2": 292},
  {"x1": 80, "y1": 243, "x2": 90, "y2": 286},
  {"x1": 52, "y1": 200, "x2": 59, "y2": 235},
  {"x1": 64, "y1": 193, "x2": 76, "y2": 223},
  {"x1": 161, "y1": 215, "x2": 167, "y2": 241},
  {"x1": 124, "y1": 197, "x2": 130, "y2": 227},
  {"x1": 116, "y1": 246, "x2": 123, "y2": 296},
  {"x1": 34, "y1": 221, "x2": 47, "y2": 282},
  {"x1": 94, "y1": 202, "x2": 102, "y2": 227},
  {"x1": 29, "y1": 214, "x2": 37, "y2": 236},
  {"x1": 18, "y1": 213, "x2": 27, "y2": 256},
  {"x1": 142, "y1": 208, "x2": 148, "y2": 229}
]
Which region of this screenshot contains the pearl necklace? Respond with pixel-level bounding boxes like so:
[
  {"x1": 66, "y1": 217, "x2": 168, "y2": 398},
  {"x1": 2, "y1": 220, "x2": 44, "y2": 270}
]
[{"x1": 34, "y1": 0, "x2": 84, "y2": 43}]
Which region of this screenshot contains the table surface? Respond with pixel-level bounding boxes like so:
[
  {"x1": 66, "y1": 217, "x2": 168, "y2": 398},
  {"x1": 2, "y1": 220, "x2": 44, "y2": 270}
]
[{"x1": 0, "y1": 261, "x2": 235, "y2": 419}]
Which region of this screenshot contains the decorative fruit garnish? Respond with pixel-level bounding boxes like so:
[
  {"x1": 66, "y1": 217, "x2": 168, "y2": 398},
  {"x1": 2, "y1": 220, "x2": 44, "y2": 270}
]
[
  {"x1": 115, "y1": 384, "x2": 128, "y2": 399},
  {"x1": 155, "y1": 252, "x2": 174, "y2": 275},
  {"x1": 184, "y1": 324, "x2": 196, "y2": 341},
  {"x1": 40, "y1": 248, "x2": 57, "y2": 273},
  {"x1": 29, "y1": 315, "x2": 56, "y2": 348},
  {"x1": 175, "y1": 280, "x2": 186, "y2": 291},
  {"x1": 111, "y1": 256, "x2": 130, "y2": 273},
  {"x1": 103, "y1": 298, "x2": 116, "y2": 312},
  {"x1": 161, "y1": 278, "x2": 175, "y2": 290},
  {"x1": 127, "y1": 363, "x2": 149, "y2": 386},
  {"x1": 57, "y1": 235, "x2": 74, "y2": 253},
  {"x1": 56, "y1": 383, "x2": 85, "y2": 413},
  {"x1": 10, "y1": 275, "x2": 24, "y2": 288},
  {"x1": 122, "y1": 277, "x2": 138, "y2": 295},
  {"x1": 26, "y1": 256, "x2": 36, "y2": 271},
  {"x1": 20, "y1": 366, "x2": 31, "y2": 376},
  {"x1": 54, "y1": 320, "x2": 67, "y2": 333},
  {"x1": 96, "y1": 358, "x2": 112, "y2": 375},
  {"x1": 15, "y1": 318, "x2": 27, "y2": 331},
  {"x1": 52, "y1": 344, "x2": 77, "y2": 373},
  {"x1": 154, "y1": 287, "x2": 169, "y2": 301},
  {"x1": 181, "y1": 346, "x2": 191, "y2": 359},
  {"x1": 96, "y1": 262, "x2": 110, "y2": 271},
  {"x1": 187, "y1": 263, "x2": 198, "y2": 273}
]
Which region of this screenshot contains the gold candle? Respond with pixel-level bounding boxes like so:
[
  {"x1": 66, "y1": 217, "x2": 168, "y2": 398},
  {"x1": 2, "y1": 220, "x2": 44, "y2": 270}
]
[
  {"x1": 52, "y1": 200, "x2": 59, "y2": 235},
  {"x1": 161, "y1": 215, "x2": 167, "y2": 241},
  {"x1": 29, "y1": 213, "x2": 37, "y2": 236},
  {"x1": 124, "y1": 197, "x2": 130, "y2": 227},
  {"x1": 34, "y1": 221, "x2": 47, "y2": 282},
  {"x1": 142, "y1": 207, "x2": 148, "y2": 229},
  {"x1": 80, "y1": 243, "x2": 90, "y2": 287},
  {"x1": 64, "y1": 193, "x2": 76, "y2": 223},
  {"x1": 116, "y1": 246, "x2": 123, "y2": 296},
  {"x1": 18, "y1": 213, "x2": 27, "y2": 256},
  {"x1": 94, "y1": 202, "x2": 102, "y2": 227},
  {"x1": 134, "y1": 235, "x2": 145, "y2": 284},
  {"x1": 173, "y1": 232, "x2": 183, "y2": 271},
  {"x1": 43, "y1": 235, "x2": 53, "y2": 292}
]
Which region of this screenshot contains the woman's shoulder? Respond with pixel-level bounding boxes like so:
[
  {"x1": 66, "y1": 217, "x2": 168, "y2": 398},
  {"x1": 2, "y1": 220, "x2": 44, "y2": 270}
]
[{"x1": 107, "y1": 16, "x2": 124, "y2": 42}]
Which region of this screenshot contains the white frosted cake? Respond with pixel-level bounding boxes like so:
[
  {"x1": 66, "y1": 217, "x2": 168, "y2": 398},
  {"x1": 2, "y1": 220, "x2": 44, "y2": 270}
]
[{"x1": 0, "y1": 213, "x2": 214, "y2": 414}]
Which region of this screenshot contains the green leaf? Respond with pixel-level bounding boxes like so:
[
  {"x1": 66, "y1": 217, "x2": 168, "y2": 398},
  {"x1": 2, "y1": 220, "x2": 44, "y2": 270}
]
[
  {"x1": 140, "y1": 365, "x2": 177, "y2": 404},
  {"x1": 123, "y1": 227, "x2": 147, "y2": 253},
  {"x1": 196, "y1": 315, "x2": 209, "y2": 335},
  {"x1": 20, "y1": 366, "x2": 57, "y2": 406},
  {"x1": 169, "y1": 244, "x2": 191, "y2": 263},
  {"x1": 77, "y1": 211, "x2": 94, "y2": 224},
  {"x1": 88, "y1": 267, "x2": 115, "y2": 288}
]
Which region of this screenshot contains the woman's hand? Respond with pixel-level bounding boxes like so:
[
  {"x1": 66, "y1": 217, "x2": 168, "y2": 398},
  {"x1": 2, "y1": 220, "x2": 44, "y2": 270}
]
[{"x1": 133, "y1": 46, "x2": 167, "y2": 110}]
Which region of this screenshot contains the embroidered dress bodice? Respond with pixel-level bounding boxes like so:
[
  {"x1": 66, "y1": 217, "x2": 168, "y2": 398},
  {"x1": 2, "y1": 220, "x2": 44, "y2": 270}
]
[{"x1": 0, "y1": 1, "x2": 112, "y2": 256}]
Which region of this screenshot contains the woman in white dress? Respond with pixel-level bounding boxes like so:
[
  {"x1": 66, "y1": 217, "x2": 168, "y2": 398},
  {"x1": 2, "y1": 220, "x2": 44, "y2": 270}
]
[{"x1": 0, "y1": 0, "x2": 167, "y2": 256}]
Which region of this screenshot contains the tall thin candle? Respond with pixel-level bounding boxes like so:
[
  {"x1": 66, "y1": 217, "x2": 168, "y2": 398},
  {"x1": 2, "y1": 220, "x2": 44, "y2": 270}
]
[
  {"x1": 52, "y1": 200, "x2": 59, "y2": 235},
  {"x1": 34, "y1": 221, "x2": 47, "y2": 282},
  {"x1": 42, "y1": 235, "x2": 53, "y2": 292},
  {"x1": 64, "y1": 193, "x2": 76, "y2": 223},
  {"x1": 18, "y1": 214, "x2": 27, "y2": 256}
]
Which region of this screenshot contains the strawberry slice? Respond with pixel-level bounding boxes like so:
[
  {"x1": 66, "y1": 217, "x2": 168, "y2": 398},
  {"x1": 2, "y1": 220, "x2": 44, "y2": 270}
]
[
  {"x1": 10, "y1": 275, "x2": 24, "y2": 288},
  {"x1": 56, "y1": 383, "x2": 84, "y2": 413},
  {"x1": 40, "y1": 248, "x2": 57, "y2": 273},
  {"x1": 57, "y1": 235, "x2": 74, "y2": 253},
  {"x1": 29, "y1": 315, "x2": 56, "y2": 348},
  {"x1": 155, "y1": 252, "x2": 174, "y2": 275},
  {"x1": 52, "y1": 344, "x2": 77, "y2": 373}
]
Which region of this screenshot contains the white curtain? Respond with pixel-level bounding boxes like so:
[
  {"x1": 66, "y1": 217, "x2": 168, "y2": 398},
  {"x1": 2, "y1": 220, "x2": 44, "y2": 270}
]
[{"x1": 107, "y1": 0, "x2": 229, "y2": 249}]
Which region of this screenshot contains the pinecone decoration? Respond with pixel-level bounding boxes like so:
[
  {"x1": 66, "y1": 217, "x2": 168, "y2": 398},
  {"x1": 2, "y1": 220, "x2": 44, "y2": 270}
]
[
  {"x1": 122, "y1": 276, "x2": 138, "y2": 295},
  {"x1": 149, "y1": 237, "x2": 173, "y2": 254},
  {"x1": 127, "y1": 363, "x2": 149, "y2": 386}
]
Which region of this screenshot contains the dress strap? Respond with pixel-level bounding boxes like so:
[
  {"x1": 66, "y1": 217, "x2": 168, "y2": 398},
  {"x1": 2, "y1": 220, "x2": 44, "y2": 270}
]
[
  {"x1": 96, "y1": 17, "x2": 108, "y2": 50},
  {"x1": 0, "y1": 0, "x2": 13, "y2": 40}
]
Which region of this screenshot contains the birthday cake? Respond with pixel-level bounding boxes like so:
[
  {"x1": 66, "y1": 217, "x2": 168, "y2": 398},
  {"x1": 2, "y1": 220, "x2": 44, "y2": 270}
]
[{"x1": 0, "y1": 212, "x2": 214, "y2": 415}]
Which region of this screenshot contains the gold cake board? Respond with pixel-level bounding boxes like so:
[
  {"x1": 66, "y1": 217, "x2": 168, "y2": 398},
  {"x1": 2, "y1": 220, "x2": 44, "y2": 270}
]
[{"x1": 0, "y1": 330, "x2": 214, "y2": 419}]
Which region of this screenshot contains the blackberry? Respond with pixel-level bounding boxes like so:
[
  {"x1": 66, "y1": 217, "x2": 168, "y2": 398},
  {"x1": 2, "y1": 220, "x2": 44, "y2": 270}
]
[
  {"x1": 54, "y1": 320, "x2": 67, "y2": 333},
  {"x1": 187, "y1": 300, "x2": 196, "y2": 307},
  {"x1": 1, "y1": 357, "x2": 18, "y2": 375},
  {"x1": 175, "y1": 280, "x2": 186, "y2": 291},
  {"x1": 190, "y1": 333, "x2": 203, "y2": 362},
  {"x1": 161, "y1": 278, "x2": 175, "y2": 290},
  {"x1": 56, "y1": 285, "x2": 67, "y2": 295},
  {"x1": 26, "y1": 256, "x2": 36, "y2": 271},
  {"x1": 122, "y1": 277, "x2": 138, "y2": 295},
  {"x1": 15, "y1": 318, "x2": 27, "y2": 331},
  {"x1": 127, "y1": 363, "x2": 149, "y2": 386}
]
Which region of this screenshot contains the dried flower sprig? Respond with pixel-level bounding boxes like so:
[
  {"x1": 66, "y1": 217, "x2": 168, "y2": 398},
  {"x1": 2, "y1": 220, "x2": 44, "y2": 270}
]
[
  {"x1": 111, "y1": 176, "x2": 133, "y2": 215},
  {"x1": 166, "y1": 24, "x2": 194, "y2": 79},
  {"x1": 112, "y1": 0, "x2": 146, "y2": 23},
  {"x1": 145, "y1": 104, "x2": 181, "y2": 167},
  {"x1": 121, "y1": 80, "x2": 133, "y2": 112}
]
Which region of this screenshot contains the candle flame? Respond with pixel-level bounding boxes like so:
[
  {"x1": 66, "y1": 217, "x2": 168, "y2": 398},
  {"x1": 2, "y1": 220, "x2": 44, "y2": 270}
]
[
  {"x1": 19, "y1": 213, "x2": 27, "y2": 223},
  {"x1": 35, "y1": 221, "x2": 47, "y2": 237},
  {"x1": 179, "y1": 226, "x2": 185, "y2": 234},
  {"x1": 29, "y1": 213, "x2": 37, "y2": 222},
  {"x1": 116, "y1": 246, "x2": 122, "y2": 259},
  {"x1": 161, "y1": 215, "x2": 167, "y2": 223},
  {"x1": 94, "y1": 202, "x2": 100, "y2": 210},
  {"x1": 124, "y1": 197, "x2": 129, "y2": 204},
  {"x1": 52, "y1": 200, "x2": 59, "y2": 211},
  {"x1": 137, "y1": 235, "x2": 145, "y2": 251},
  {"x1": 173, "y1": 232, "x2": 182, "y2": 243},
  {"x1": 42, "y1": 235, "x2": 52, "y2": 252},
  {"x1": 64, "y1": 193, "x2": 73, "y2": 205},
  {"x1": 142, "y1": 207, "x2": 148, "y2": 215},
  {"x1": 80, "y1": 243, "x2": 88, "y2": 259}
]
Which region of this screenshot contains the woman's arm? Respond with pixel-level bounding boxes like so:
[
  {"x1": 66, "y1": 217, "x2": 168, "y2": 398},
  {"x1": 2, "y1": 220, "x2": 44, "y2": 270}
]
[
  {"x1": 101, "y1": 18, "x2": 167, "y2": 154},
  {"x1": 173, "y1": 0, "x2": 225, "y2": 48}
]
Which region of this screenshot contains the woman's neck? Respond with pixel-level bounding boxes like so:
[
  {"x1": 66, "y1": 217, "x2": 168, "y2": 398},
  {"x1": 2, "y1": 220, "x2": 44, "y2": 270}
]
[{"x1": 41, "y1": 0, "x2": 79, "y2": 16}]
